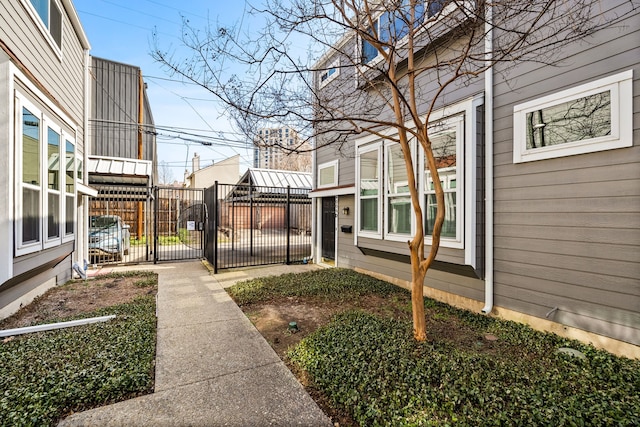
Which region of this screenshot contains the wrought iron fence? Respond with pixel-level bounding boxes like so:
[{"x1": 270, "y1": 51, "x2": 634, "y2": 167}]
[
  {"x1": 206, "y1": 182, "x2": 312, "y2": 272},
  {"x1": 88, "y1": 185, "x2": 153, "y2": 265}
]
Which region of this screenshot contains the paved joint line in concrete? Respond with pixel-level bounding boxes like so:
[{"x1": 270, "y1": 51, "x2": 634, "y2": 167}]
[
  {"x1": 156, "y1": 316, "x2": 246, "y2": 330},
  {"x1": 157, "y1": 360, "x2": 285, "y2": 391}
]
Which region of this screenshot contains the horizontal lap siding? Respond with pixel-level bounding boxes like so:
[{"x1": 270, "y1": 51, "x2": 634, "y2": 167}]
[{"x1": 491, "y1": 2, "x2": 640, "y2": 345}]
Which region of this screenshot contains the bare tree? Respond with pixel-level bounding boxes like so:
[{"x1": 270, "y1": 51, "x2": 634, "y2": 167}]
[
  {"x1": 158, "y1": 160, "x2": 175, "y2": 185},
  {"x1": 153, "y1": 0, "x2": 635, "y2": 340}
]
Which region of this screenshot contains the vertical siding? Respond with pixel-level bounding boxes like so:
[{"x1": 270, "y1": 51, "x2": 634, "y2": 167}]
[{"x1": 491, "y1": 2, "x2": 640, "y2": 345}]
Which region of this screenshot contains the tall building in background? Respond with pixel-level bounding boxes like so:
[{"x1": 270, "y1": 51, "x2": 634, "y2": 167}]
[{"x1": 253, "y1": 127, "x2": 311, "y2": 172}]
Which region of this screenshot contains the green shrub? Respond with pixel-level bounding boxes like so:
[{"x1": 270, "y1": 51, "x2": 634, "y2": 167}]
[
  {"x1": 228, "y1": 268, "x2": 406, "y2": 305},
  {"x1": 0, "y1": 296, "x2": 157, "y2": 426},
  {"x1": 289, "y1": 311, "x2": 640, "y2": 427}
]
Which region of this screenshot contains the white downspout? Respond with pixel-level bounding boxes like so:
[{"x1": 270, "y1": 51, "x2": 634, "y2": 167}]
[{"x1": 482, "y1": 4, "x2": 494, "y2": 314}]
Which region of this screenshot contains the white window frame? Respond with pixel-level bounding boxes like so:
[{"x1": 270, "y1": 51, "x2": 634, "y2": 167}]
[
  {"x1": 513, "y1": 70, "x2": 633, "y2": 163},
  {"x1": 317, "y1": 159, "x2": 339, "y2": 188},
  {"x1": 384, "y1": 139, "x2": 416, "y2": 241},
  {"x1": 15, "y1": 86, "x2": 76, "y2": 256},
  {"x1": 420, "y1": 115, "x2": 464, "y2": 249},
  {"x1": 21, "y1": 0, "x2": 64, "y2": 59},
  {"x1": 43, "y1": 115, "x2": 62, "y2": 249},
  {"x1": 357, "y1": 0, "x2": 464, "y2": 67},
  {"x1": 63, "y1": 138, "x2": 76, "y2": 242},
  {"x1": 318, "y1": 58, "x2": 340, "y2": 89},
  {"x1": 356, "y1": 140, "x2": 383, "y2": 239}
]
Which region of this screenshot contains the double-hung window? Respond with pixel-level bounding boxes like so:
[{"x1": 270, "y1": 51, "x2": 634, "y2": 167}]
[
  {"x1": 16, "y1": 92, "x2": 76, "y2": 256},
  {"x1": 423, "y1": 115, "x2": 463, "y2": 244},
  {"x1": 357, "y1": 144, "x2": 382, "y2": 237},
  {"x1": 385, "y1": 142, "x2": 413, "y2": 238},
  {"x1": 361, "y1": 0, "x2": 446, "y2": 64},
  {"x1": 513, "y1": 70, "x2": 633, "y2": 163},
  {"x1": 23, "y1": 0, "x2": 63, "y2": 51}
]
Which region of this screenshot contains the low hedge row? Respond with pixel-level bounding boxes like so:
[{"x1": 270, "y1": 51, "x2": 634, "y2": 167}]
[{"x1": 289, "y1": 311, "x2": 640, "y2": 426}]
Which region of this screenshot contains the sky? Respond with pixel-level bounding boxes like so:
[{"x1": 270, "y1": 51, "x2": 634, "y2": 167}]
[{"x1": 72, "y1": 0, "x2": 263, "y2": 182}]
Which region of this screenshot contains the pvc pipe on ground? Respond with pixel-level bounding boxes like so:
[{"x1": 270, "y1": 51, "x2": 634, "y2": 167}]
[{"x1": 0, "y1": 315, "x2": 116, "y2": 338}]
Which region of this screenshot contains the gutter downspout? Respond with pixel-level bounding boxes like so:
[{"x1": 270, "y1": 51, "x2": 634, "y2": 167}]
[{"x1": 482, "y1": 4, "x2": 494, "y2": 314}]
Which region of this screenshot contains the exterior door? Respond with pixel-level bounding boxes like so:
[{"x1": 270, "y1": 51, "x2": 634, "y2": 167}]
[{"x1": 321, "y1": 197, "x2": 335, "y2": 260}]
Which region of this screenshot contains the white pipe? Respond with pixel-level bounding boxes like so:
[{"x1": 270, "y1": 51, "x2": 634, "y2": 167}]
[
  {"x1": 482, "y1": 3, "x2": 494, "y2": 314},
  {"x1": 0, "y1": 315, "x2": 116, "y2": 338}
]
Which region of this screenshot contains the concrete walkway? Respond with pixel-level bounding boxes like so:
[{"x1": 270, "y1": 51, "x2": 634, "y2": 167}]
[{"x1": 59, "y1": 261, "x2": 331, "y2": 427}]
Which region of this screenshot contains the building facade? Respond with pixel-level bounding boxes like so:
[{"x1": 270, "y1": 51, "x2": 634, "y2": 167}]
[
  {"x1": 0, "y1": 0, "x2": 92, "y2": 318},
  {"x1": 311, "y1": 1, "x2": 639, "y2": 358},
  {"x1": 254, "y1": 127, "x2": 311, "y2": 172}
]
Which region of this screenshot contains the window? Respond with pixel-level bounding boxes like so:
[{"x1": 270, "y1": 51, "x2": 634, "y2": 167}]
[
  {"x1": 423, "y1": 116, "x2": 462, "y2": 242},
  {"x1": 319, "y1": 59, "x2": 340, "y2": 88},
  {"x1": 65, "y1": 140, "x2": 75, "y2": 237},
  {"x1": 357, "y1": 144, "x2": 382, "y2": 236},
  {"x1": 360, "y1": 0, "x2": 445, "y2": 64},
  {"x1": 385, "y1": 142, "x2": 412, "y2": 237},
  {"x1": 24, "y1": 0, "x2": 63, "y2": 50},
  {"x1": 318, "y1": 160, "x2": 338, "y2": 188},
  {"x1": 513, "y1": 70, "x2": 633, "y2": 163},
  {"x1": 15, "y1": 92, "x2": 76, "y2": 256}
]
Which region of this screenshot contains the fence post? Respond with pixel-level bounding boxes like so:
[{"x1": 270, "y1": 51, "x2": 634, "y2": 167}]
[
  {"x1": 213, "y1": 181, "x2": 218, "y2": 274},
  {"x1": 286, "y1": 185, "x2": 291, "y2": 265},
  {"x1": 249, "y1": 184, "x2": 254, "y2": 257},
  {"x1": 153, "y1": 186, "x2": 158, "y2": 264}
]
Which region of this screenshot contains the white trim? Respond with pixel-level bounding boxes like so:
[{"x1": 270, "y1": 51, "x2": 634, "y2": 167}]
[
  {"x1": 513, "y1": 70, "x2": 633, "y2": 163},
  {"x1": 384, "y1": 140, "x2": 415, "y2": 242},
  {"x1": 318, "y1": 58, "x2": 340, "y2": 89},
  {"x1": 317, "y1": 159, "x2": 339, "y2": 188},
  {"x1": 309, "y1": 185, "x2": 354, "y2": 198},
  {"x1": 12, "y1": 65, "x2": 78, "y2": 256},
  {"x1": 355, "y1": 141, "x2": 383, "y2": 240},
  {"x1": 20, "y1": 0, "x2": 64, "y2": 61},
  {"x1": 420, "y1": 115, "x2": 464, "y2": 249},
  {"x1": 77, "y1": 182, "x2": 98, "y2": 197}
]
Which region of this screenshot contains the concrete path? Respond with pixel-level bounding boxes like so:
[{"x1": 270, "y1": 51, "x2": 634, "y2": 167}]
[{"x1": 58, "y1": 261, "x2": 331, "y2": 427}]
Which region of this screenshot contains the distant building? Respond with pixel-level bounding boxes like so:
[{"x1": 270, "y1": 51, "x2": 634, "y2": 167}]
[
  {"x1": 184, "y1": 153, "x2": 240, "y2": 188},
  {"x1": 253, "y1": 127, "x2": 311, "y2": 172}
]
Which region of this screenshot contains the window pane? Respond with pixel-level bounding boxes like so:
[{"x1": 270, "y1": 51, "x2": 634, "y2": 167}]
[
  {"x1": 77, "y1": 157, "x2": 83, "y2": 180},
  {"x1": 425, "y1": 193, "x2": 456, "y2": 238},
  {"x1": 66, "y1": 140, "x2": 75, "y2": 193},
  {"x1": 360, "y1": 150, "x2": 379, "y2": 196},
  {"x1": 526, "y1": 91, "x2": 611, "y2": 149},
  {"x1": 387, "y1": 144, "x2": 409, "y2": 195},
  {"x1": 360, "y1": 198, "x2": 378, "y2": 231},
  {"x1": 48, "y1": 192, "x2": 59, "y2": 239},
  {"x1": 23, "y1": 187, "x2": 40, "y2": 243},
  {"x1": 319, "y1": 165, "x2": 335, "y2": 186},
  {"x1": 30, "y1": 0, "x2": 48, "y2": 25},
  {"x1": 388, "y1": 197, "x2": 411, "y2": 234},
  {"x1": 428, "y1": 0, "x2": 445, "y2": 17},
  {"x1": 65, "y1": 195, "x2": 74, "y2": 235},
  {"x1": 48, "y1": 127, "x2": 60, "y2": 190},
  {"x1": 50, "y1": 1, "x2": 62, "y2": 48},
  {"x1": 23, "y1": 108, "x2": 40, "y2": 185}
]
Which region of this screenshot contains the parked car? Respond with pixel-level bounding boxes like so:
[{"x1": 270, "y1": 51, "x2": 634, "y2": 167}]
[{"x1": 89, "y1": 215, "x2": 130, "y2": 262}]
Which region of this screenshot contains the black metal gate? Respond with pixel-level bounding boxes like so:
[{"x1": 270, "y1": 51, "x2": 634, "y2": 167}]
[
  {"x1": 154, "y1": 186, "x2": 206, "y2": 262},
  {"x1": 206, "y1": 181, "x2": 312, "y2": 273}
]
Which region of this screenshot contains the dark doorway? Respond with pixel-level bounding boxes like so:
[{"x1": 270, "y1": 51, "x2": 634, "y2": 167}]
[{"x1": 321, "y1": 197, "x2": 336, "y2": 260}]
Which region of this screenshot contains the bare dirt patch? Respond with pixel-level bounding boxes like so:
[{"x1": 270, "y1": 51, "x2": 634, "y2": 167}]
[{"x1": 0, "y1": 273, "x2": 157, "y2": 332}]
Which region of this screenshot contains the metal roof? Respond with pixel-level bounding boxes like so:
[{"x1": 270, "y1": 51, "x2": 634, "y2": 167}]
[
  {"x1": 88, "y1": 155, "x2": 153, "y2": 185},
  {"x1": 240, "y1": 168, "x2": 312, "y2": 189}
]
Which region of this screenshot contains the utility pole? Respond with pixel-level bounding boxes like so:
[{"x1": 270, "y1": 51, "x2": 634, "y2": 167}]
[{"x1": 137, "y1": 69, "x2": 144, "y2": 241}]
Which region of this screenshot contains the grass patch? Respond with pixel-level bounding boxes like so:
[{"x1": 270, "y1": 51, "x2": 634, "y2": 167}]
[
  {"x1": 227, "y1": 268, "x2": 404, "y2": 305},
  {"x1": 229, "y1": 268, "x2": 639, "y2": 426},
  {"x1": 0, "y1": 285, "x2": 157, "y2": 426}
]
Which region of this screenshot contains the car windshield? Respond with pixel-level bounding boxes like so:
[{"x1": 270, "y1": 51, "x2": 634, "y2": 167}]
[{"x1": 91, "y1": 217, "x2": 118, "y2": 228}]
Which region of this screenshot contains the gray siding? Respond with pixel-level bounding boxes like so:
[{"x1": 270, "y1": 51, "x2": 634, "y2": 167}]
[
  {"x1": 491, "y1": 2, "x2": 640, "y2": 345},
  {"x1": 0, "y1": 1, "x2": 87, "y2": 315}
]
